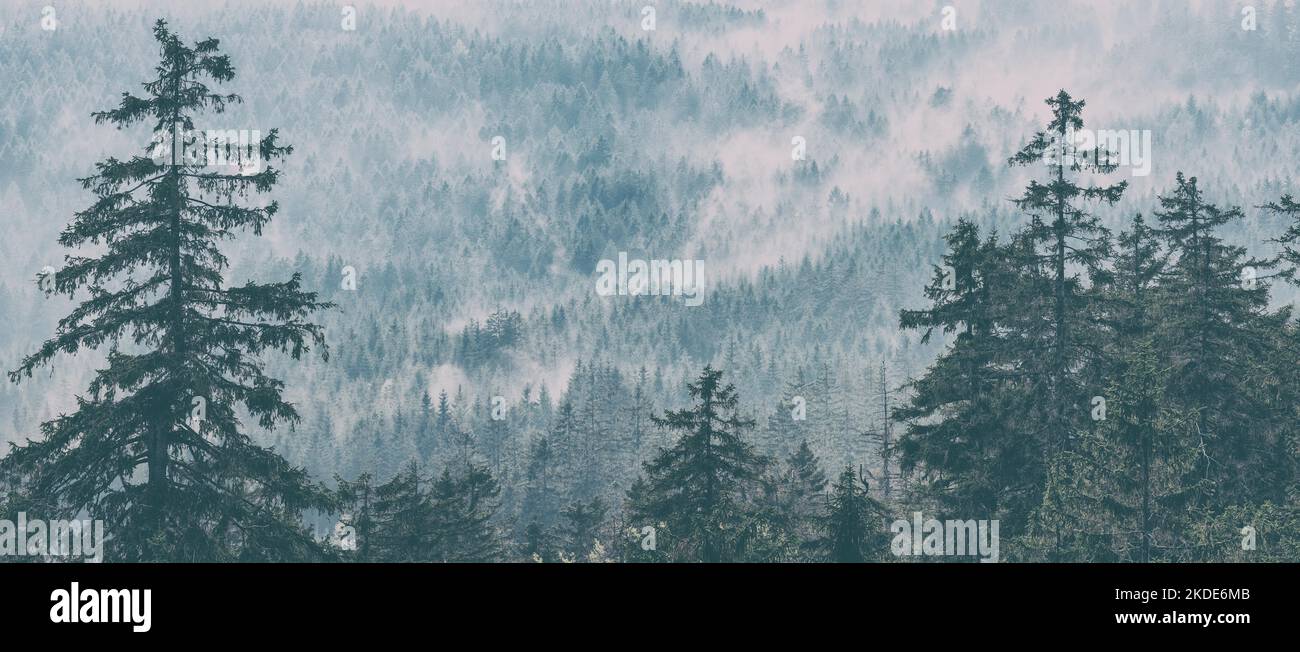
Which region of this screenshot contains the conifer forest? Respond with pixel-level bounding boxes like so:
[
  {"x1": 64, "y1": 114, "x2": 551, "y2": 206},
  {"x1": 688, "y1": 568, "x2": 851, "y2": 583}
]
[{"x1": 2, "y1": 0, "x2": 1300, "y2": 567}]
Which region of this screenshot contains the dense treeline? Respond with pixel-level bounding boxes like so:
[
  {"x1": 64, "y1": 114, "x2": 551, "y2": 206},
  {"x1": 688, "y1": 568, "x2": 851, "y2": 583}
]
[
  {"x1": 9, "y1": 48, "x2": 1298, "y2": 560},
  {"x1": 8, "y1": 3, "x2": 1300, "y2": 461},
  {"x1": 2, "y1": 6, "x2": 1300, "y2": 562},
  {"x1": 325, "y1": 365, "x2": 889, "y2": 563},
  {"x1": 896, "y1": 93, "x2": 1300, "y2": 562},
  {"x1": 319, "y1": 95, "x2": 1300, "y2": 563}
]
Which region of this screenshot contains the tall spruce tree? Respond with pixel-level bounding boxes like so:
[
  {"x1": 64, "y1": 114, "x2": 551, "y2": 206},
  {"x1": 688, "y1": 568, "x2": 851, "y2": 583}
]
[
  {"x1": 1152, "y1": 174, "x2": 1279, "y2": 528},
  {"x1": 1038, "y1": 214, "x2": 1195, "y2": 561},
  {"x1": 4, "y1": 21, "x2": 331, "y2": 561},
  {"x1": 1006, "y1": 90, "x2": 1124, "y2": 452},
  {"x1": 1094, "y1": 214, "x2": 1179, "y2": 560},
  {"x1": 628, "y1": 366, "x2": 764, "y2": 562},
  {"x1": 896, "y1": 219, "x2": 1022, "y2": 526},
  {"x1": 1006, "y1": 91, "x2": 1125, "y2": 558}
]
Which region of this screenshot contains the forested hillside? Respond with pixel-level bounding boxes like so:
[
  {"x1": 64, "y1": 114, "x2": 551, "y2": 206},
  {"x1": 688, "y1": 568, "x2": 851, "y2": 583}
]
[{"x1": 1, "y1": 1, "x2": 1298, "y2": 562}]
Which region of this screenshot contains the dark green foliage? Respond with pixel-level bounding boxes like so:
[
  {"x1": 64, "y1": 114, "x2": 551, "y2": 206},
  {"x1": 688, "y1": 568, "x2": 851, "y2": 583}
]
[
  {"x1": 1005, "y1": 92, "x2": 1125, "y2": 553},
  {"x1": 336, "y1": 460, "x2": 502, "y2": 562},
  {"x1": 334, "y1": 472, "x2": 378, "y2": 561},
  {"x1": 787, "y1": 441, "x2": 828, "y2": 503},
  {"x1": 897, "y1": 218, "x2": 1023, "y2": 525},
  {"x1": 428, "y1": 462, "x2": 502, "y2": 562},
  {"x1": 4, "y1": 21, "x2": 331, "y2": 561},
  {"x1": 1264, "y1": 194, "x2": 1300, "y2": 284},
  {"x1": 781, "y1": 440, "x2": 828, "y2": 558},
  {"x1": 1151, "y1": 175, "x2": 1279, "y2": 513},
  {"x1": 519, "y1": 521, "x2": 558, "y2": 563},
  {"x1": 735, "y1": 440, "x2": 826, "y2": 562},
  {"x1": 6, "y1": 13, "x2": 1299, "y2": 565},
  {"x1": 898, "y1": 94, "x2": 1300, "y2": 562},
  {"x1": 1054, "y1": 214, "x2": 1196, "y2": 562},
  {"x1": 558, "y1": 497, "x2": 608, "y2": 561},
  {"x1": 368, "y1": 462, "x2": 437, "y2": 562},
  {"x1": 819, "y1": 466, "x2": 882, "y2": 562},
  {"x1": 628, "y1": 366, "x2": 765, "y2": 562}
]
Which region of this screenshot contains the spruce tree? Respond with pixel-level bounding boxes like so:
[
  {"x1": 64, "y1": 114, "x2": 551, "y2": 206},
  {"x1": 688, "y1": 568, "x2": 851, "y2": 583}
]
[
  {"x1": 428, "y1": 462, "x2": 502, "y2": 562},
  {"x1": 818, "y1": 466, "x2": 879, "y2": 563},
  {"x1": 1258, "y1": 195, "x2": 1300, "y2": 550},
  {"x1": 482, "y1": 412, "x2": 509, "y2": 476},
  {"x1": 335, "y1": 472, "x2": 378, "y2": 561},
  {"x1": 896, "y1": 219, "x2": 1022, "y2": 526},
  {"x1": 4, "y1": 20, "x2": 331, "y2": 561},
  {"x1": 1094, "y1": 214, "x2": 1179, "y2": 560},
  {"x1": 1005, "y1": 91, "x2": 1125, "y2": 558},
  {"x1": 558, "y1": 497, "x2": 607, "y2": 561},
  {"x1": 1262, "y1": 194, "x2": 1300, "y2": 284},
  {"x1": 1038, "y1": 215, "x2": 1195, "y2": 561},
  {"x1": 337, "y1": 459, "x2": 501, "y2": 562},
  {"x1": 521, "y1": 402, "x2": 577, "y2": 529},
  {"x1": 369, "y1": 461, "x2": 435, "y2": 562},
  {"x1": 627, "y1": 365, "x2": 652, "y2": 451},
  {"x1": 1006, "y1": 90, "x2": 1124, "y2": 457},
  {"x1": 1152, "y1": 174, "x2": 1279, "y2": 531},
  {"x1": 522, "y1": 435, "x2": 556, "y2": 528},
  {"x1": 782, "y1": 440, "x2": 828, "y2": 559},
  {"x1": 628, "y1": 366, "x2": 764, "y2": 562},
  {"x1": 735, "y1": 471, "x2": 798, "y2": 562},
  {"x1": 760, "y1": 393, "x2": 802, "y2": 461},
  {"x1": 787, "y1": 440, "x2": 828, "y2": 502},
  {"x1": 519, "y1": 521, "x2": 557, "y2": 563},
  {"x1": 734, "y1": 440, "x2": 827, "y2": 562}
]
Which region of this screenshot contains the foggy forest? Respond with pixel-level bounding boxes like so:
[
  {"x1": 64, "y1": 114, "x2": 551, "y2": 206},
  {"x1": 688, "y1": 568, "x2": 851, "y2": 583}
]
[{"x1": 1, "y1": 0, "x2": 1299, "y2": 564}]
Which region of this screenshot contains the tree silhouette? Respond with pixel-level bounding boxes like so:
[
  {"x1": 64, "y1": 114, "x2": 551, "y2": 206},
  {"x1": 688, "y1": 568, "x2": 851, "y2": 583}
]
[
  {"x1": 629, "y1": 366, "x2": 764, "y2": 562},
  {"x1": 5, "y1": 20, "x2": 332, "y2": 561}
]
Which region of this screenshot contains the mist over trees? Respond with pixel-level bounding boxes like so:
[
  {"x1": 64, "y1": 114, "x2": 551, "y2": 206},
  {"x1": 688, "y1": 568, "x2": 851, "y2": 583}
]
[{"x1": 1, "y1": 3, "x2": 1298, "y2": 562}]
